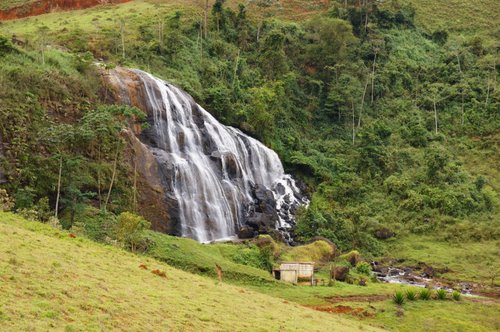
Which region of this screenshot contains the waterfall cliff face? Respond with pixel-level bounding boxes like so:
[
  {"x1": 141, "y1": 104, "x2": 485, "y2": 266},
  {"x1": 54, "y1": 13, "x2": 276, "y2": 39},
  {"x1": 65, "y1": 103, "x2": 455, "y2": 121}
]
[{"x1": 106, "y1": 68, "x2": 306, "y2": 243}]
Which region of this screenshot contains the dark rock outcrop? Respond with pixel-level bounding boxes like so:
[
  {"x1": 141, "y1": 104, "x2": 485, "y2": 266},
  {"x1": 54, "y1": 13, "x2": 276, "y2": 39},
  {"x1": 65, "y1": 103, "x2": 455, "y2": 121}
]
[
  {"x1": 237, "y1": 225, "x2": 256, "y2": 239},
  {"x1": 332, "y1": 266, "x2": 350, "y2": 282}
]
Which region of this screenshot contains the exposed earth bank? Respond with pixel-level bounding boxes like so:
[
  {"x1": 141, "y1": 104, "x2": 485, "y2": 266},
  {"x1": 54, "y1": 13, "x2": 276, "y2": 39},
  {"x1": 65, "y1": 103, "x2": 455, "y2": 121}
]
[{"x1": 0, "y1": 0, "x2": 130, "y2": 21}]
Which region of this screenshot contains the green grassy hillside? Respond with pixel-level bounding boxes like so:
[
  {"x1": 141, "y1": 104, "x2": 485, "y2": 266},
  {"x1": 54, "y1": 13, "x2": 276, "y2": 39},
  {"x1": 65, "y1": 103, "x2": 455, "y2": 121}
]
[
  {"x1": 0, "y1": 212, "x2": 376, "y2": 331},
  {"x1": 404, "y1": 0, "x2": 499, "y2": 35},
  {"x1": 2, "y1": 212, "x2": 499, "y2": 331},
  {"x1": 0, "y1": 0, "x2": 36, "y2": 10}
]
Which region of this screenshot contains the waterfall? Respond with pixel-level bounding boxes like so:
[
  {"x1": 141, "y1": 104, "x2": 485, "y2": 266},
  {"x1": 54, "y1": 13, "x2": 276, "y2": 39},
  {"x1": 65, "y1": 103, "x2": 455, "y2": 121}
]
[{"x1": 108, "y1": 68, "x2": 307, "y2": 243}]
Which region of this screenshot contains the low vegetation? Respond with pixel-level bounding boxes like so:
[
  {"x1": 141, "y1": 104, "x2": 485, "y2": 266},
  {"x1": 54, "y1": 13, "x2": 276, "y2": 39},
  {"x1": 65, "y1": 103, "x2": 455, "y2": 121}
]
[
  {"x1": 393, "y1": 291, "x2": 405, "y2": 305},
  {"x1": 0, "y1": 212, "x2": 374, "y2": 331},
  {"x1": 420, "y1": 288, "x2": 432, "y2": 300}
]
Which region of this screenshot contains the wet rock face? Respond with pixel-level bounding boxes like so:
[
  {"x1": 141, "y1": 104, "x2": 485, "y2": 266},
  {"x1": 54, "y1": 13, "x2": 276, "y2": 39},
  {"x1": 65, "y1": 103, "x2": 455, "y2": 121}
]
[{"x1": 104, "y1": 67, "x2": 307, "y2": 243}]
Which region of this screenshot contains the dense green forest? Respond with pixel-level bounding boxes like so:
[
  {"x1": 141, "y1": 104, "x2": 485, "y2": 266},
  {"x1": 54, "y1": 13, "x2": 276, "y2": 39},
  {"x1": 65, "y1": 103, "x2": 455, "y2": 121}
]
[{"x1": 0, "y1": 0, "x2": 498, "y2": 256}]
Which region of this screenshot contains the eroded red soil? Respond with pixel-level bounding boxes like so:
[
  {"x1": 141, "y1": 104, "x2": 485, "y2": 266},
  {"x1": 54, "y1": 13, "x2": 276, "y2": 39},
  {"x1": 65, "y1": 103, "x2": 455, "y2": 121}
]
[{"x1": 0, "y1": 0, "x2": 130, "y2": 21}]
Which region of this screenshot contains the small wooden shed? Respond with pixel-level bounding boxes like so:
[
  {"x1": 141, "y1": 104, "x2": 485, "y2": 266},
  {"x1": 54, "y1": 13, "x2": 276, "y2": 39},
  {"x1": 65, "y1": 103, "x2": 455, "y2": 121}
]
[{"x1": 273, "y1": 262, "x2": 315, "y2": 284}]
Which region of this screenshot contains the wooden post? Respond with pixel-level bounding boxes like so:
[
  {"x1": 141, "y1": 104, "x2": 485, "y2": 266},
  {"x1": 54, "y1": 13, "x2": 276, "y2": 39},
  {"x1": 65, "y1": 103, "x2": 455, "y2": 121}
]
[{"x1": 215, "y1": 263, "x2": 223, "y2": 282}]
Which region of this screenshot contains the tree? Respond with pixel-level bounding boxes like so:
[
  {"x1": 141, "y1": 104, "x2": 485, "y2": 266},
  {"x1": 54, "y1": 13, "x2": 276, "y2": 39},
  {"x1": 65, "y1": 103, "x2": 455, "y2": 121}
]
[
  {"x1": 246, "y1": 0, "x2": 281, "y2": 42},
  {"x1": 424, "y1": 82, "x2": 455, "y2": 134},
  {"x1": 258, "y1": 29, "x2": 288, "y2": 79},
  {"x1": 79, "y1": 105, "x2": 145, "y2": 211},
  {"x1": 306, "y1": 17, "x2": 357, "y2": 82},
  {"x1": 114, "y1": 212, "x2": 151, "y2": 252},
  {"x1": 36, "y1": 25, "x2": 49, "y2": 65},
  {"x1": 44, "y1": 124, "x2": 78, "y2": 218},
  {"x1": 212, "y1": 0, "x2": 226, "y2": 33}
]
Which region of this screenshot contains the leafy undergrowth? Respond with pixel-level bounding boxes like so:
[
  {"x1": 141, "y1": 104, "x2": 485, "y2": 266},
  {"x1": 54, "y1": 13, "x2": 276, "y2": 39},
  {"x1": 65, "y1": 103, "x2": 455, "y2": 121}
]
[
  {"x1": 0, "y1": 212, "x2": 375, "y2": 331},
  {"x1": 144, "y1": 231, "x2": 277, "y2": 285}
]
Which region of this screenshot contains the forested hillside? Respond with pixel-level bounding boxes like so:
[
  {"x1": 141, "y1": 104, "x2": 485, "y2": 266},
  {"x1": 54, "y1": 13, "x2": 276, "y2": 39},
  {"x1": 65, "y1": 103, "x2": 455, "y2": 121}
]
[
  {"x1": 1, "y1": 0, "x2": 498, "y2": 255},
  {"x1": 0, "y1": 1, "x2": 498, "y2": 330}
]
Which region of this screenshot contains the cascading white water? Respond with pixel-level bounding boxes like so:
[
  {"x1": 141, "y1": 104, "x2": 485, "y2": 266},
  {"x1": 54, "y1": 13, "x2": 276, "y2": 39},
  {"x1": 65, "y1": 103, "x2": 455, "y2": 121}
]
[{"x1": 112, "y1": 68, "x2": 306, "y2": 243}]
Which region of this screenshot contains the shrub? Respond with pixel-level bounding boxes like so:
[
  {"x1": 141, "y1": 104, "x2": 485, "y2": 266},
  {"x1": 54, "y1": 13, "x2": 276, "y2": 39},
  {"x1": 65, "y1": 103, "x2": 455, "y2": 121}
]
[
  {"x1": 0, "y1": 189, "x2": 14, "y2": 212},
  {"x1": 405, "y1": 289, "x2": 417, "y2": 301},
  {"x1": 393, "y1": 291, "x2": 405, "y2": 305},
  {"x1": 355, "y1": 262, "x2": 372, "y2": 276},
  {"x1": 70, "y1": 207, "x2": 116, "y2": 241},
  {"x1": 0, "y1": 36, "x2": 17, "y2": 56},
  {"x1": 18, "y1": 208, "x2": 39, "y2": 221},
  {"x1": 451, "y1": 291, "x2": 461, "y2": 301},
  {"x1": 419, "y1": 288, "x2": 432, "y2": 300},
  {"x1": 114, "y1": 212, "x2": 151, "y2": 252},
  {"x1": 343, "y1": 250, "x2": 362, "y2": 267},
  {"x1": 436, "y1": 289, "x2": 447, "y2": 300}
]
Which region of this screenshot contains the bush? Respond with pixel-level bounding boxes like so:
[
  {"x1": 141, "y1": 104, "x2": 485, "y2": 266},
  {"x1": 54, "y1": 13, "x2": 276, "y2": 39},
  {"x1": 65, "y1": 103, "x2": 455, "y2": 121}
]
[
  {"x1": 114, "y1": 212, "x2": 151, "y2": 252},
  {"x1": 393, "y1": 291, "x2": 405, "y2": 305},
  {"x1": 436, "y1": 289, "x2": 447, "y2": 300},
  {"x1": 0, "y1": 189, "x2": 14, "y2": 212},
  {"x1": 405, "y1": 289, "x2": 417, "y2": 301},
  {"x1": 17, "y1": 208, "x2": 39, "y2": 221},
  {"x1": 355, "y1": 262, "x2": 372, "y2": 276},
  {"x1": 420, "y1": 288, "x2": 432, "y2": 300},
  {"x1": 0, "y1": 36, "x2": 17, "y2": 56},
  {"x1": 70, "y1": 207, "x2": 116, "y2": 242},
  {"x1": 451, "y1": 291, "x2": 461, "y2": 301}
]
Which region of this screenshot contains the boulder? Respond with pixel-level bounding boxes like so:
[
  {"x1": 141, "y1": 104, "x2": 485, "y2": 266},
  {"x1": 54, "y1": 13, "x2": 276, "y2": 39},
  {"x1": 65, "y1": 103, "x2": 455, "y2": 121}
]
[
  {"x1": 237, "y1": 226, "x2": 256, "y2": 239},
  {"x1": 345, "y1": 251, "x2": 362, "y2": 267},
  {"x1": 331, "y1": 266, "x2": 350, "y2": 281},
  {"x1": 423, "y1": 266, "x2": 435, "y2": 278},
  {"x1": 374, "y1": 227, "x2": 395, "y2": 240}
]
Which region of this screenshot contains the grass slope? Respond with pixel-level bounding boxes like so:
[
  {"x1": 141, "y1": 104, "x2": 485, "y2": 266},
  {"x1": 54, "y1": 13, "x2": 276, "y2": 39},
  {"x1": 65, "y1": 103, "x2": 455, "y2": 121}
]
[
  {"x1": 385, "y1": 236, "x2": 500, "y2": 285},
  {"x1": 0, "y1": 0, "x2": 37, "y2": 11},
  {"x1": 403, "y1": 0, "x2": 499, "y2": 36},
  {"x1": 0, "y1": 212, "x2": 376, "y2": 331},
  {"x1": 144, "y1": 231, "x2": 277, "y2": 284}
]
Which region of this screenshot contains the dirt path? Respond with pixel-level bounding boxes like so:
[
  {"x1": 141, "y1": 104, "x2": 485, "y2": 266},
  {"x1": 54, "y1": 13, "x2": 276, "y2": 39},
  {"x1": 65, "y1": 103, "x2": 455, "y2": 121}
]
[{"x1": 325, "y1": 294, "x2": 391, "y2": 304}]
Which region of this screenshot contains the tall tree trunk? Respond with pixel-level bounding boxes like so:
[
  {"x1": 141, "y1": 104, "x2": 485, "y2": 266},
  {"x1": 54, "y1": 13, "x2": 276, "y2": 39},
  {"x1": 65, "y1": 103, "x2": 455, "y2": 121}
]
[
  {"x1": 364, "y1": 0, "x2": 369, "y2": 33},
  {"x1": 120, "y1": 19, "x2": 126, "y2": 59},
  {"x1": 352, "y1": 100, "x2": 356, "y2": 145},
  {"x1": 433, "y1": 100, "x2": 438, "y2": 134},
  {"x1": 204, "y1": 0, "x2": 209, "y2": 39},
  {"x1": 257, "y1": 21, "x2": 263, "y2": 42},
  {"x1": 97, "y1": 146, "x2": 102, "y2": 208},
  {"x1": 371, "y1": 52, "x2": 377, "y2": 104},
  {"x1": 54, "y1": 155, "x2": 63, "y2": 218},
  {"x1": 461, "y1": 92, "x2": 465, "y2": 126},
  {"x1": 358, "y1": 77, "x2": 370, "y2": 129},
  {"x1": 232, "y1": 49, "x2": 240, "y2": 90},
  {"x1": 133, "y1": 158, "x2": 138, "y2": 213},
  {"x1": 104, "y1": 145, "x2": 120, "y2": 211},
  {"x1": 455, "y1": 54, "x2": 466, "y2": 127},
  {"x1": 485, "y1": 71, "x2": 491, "y2": 107}
]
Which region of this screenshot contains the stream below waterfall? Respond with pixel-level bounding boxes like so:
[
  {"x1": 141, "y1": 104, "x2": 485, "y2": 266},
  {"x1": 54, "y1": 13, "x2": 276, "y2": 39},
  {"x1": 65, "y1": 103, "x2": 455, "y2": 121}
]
[{"x1": 372, "y1": 262, "x2": 477, "y2": 295}]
